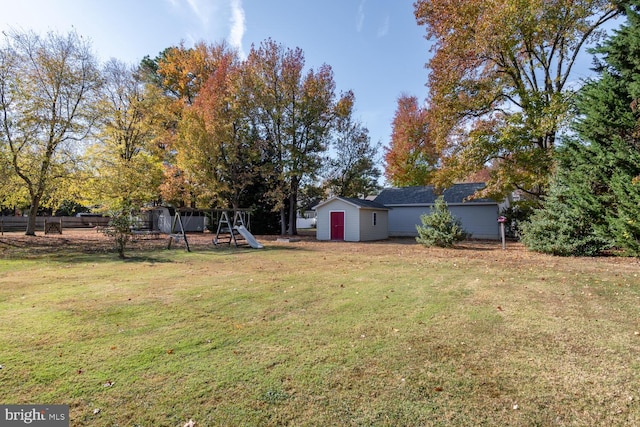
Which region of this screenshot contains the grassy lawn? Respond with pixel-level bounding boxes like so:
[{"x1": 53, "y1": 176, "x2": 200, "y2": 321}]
[{"x1": 1, "y1": 232, "x2": 639, "y2": 426}]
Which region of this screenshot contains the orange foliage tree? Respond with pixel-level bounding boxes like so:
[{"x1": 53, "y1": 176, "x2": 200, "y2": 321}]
[
  {"x1": 177, "y1": 48, "x2": 260, "y2": 210},
  {"x1": 410, "y1": 0, "x2": 621, "y2": 198},
  {"x1": 384, "y1": 94, "x2": 436, "y2": 187}
]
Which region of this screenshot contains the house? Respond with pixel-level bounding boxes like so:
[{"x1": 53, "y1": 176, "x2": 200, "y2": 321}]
[
  {"x1": 374, "y1": 183, "x2": 503, "y2": 240},
  {"x1": 314, "y1": 197, "x2": 389, "y2": 242}
]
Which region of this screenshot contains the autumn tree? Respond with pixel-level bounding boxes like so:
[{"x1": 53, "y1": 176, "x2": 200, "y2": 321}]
[
  {"x1": 385, "y1": 94, "x2": 436, "y2": 187},
  {"x1": 325, "y1": 92, "x2": 381, "y2": 197},
  {"x1": 177, "y1": 47, "x2": 261, "y2": 210},
  {"x1": 83, "y1": 59, "x2": 163, "y2": 212},
  {"x1": 0, "y1": 29, "x2": 102, "y2": 235},
  {"x1": 148, "y1": 42, "x2": 226, "y2": 105},
  {"x1": 246, "y1": 39, "x2": 341, "y2": 235},
  {"x1": 411, "y1": 0, "x2": 621, "y2": 199},
  {"x1": 140, "y1": 42, "x2": 231, "y2": 207}
]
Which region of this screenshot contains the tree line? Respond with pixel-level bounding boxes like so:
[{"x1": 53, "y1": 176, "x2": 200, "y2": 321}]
[{"x1": 0, "y1": 32, "x2": 381, "y2": 236}]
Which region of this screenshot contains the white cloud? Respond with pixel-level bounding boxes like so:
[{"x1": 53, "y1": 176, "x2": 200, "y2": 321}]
[
  {"x1": 186, "y1": 0, "x2": 201, "y2": 16},
  {"x1": 356, "y1": 0, "x2": 366, "y2": 32},
  {"x1": 377, "y1": 15, "x2": 389, "y2": 38},
  {"x1": 229, "y1": 0, "x2": 246, "y2": 58}
]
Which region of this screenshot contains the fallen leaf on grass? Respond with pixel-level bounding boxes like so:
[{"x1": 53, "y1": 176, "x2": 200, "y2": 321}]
[
  {"x1": 497, "y1": 306, "x2": 504, "y2": 311},
  {"x1": 103, "y1": 380, "x2": 114, "y2": 387},
  {"x1": 167, "y1": 349, "x2": 174, "y2": 354}
]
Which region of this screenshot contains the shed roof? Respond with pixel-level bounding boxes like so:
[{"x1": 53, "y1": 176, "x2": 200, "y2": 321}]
[
  {"x1": 314, "y1": 196, "x2": 389, "y2": 210},
  {"x1": 374, "y1": 183, "x2": 496, "y2": 206}
]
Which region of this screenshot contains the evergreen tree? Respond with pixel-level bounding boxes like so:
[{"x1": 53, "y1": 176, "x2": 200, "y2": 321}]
[
  {"x1": 522, "y1": 2, "x2": 640, "y2": 255},
  {"x1": 521, "y1": 143, "x2": 611, "y2": 256},
  {"x1": 415, "y1": 196, "x2": 468, "y2": 248}
]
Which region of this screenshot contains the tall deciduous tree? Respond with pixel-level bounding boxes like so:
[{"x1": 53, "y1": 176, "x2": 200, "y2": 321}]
[
  {"x1": 177, "y1": 47, "x2": 260, "y2": 210},
  {"x1": 142, "y1": 41, "x2": 236, "y2": 208},
  {"x1": 412, "y1": 0, "x2": 620, "y2": 199},
  {"x1": 0, "y1": 29, "x2": 102, "y2": 235},
  {"x1": 84, "y1": 59, "x2": 163, "y2": 212},
  {"x1": 325, "y1": 92, "x2": 381, "y2": 197},
  {"x1": 385, "y1": 94, "x2": 435, "y2": 187},
  {"x1": 246, "y1": 39, "x2": 340, "y2": 235}
]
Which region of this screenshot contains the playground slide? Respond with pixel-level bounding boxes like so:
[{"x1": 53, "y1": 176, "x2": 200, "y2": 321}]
[{"x1": 235, "y1": 225, "x2": 264, "y2": 249}]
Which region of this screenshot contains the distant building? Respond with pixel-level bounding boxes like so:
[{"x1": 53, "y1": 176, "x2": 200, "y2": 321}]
[{"x1": 314, "y1": 197, "x2": 389, "y2": 242}]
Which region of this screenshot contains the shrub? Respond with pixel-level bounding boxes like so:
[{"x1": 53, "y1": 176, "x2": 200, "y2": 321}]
[
  {"x1": 416, "y1": 196, "x2": 468, "y2": 247},
  {"x1": 105, "y1": 210, "x2": 133, "y2": 259}
]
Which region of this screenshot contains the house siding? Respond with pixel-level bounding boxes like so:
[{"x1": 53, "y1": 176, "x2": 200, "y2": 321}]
[
  {"x1": 449, "y1": 205, "x2": 500, "y2": 239},
  {"x1": 358, "y1": 209, "x2": 389, "y2": 241},
  {"x1": 315, "y1": 206, "x2": 333, "y2": 240},
  {"x1": 315, "y1": 198, "x2": 389, "y2": 242},
  {"x1": 316, "y1": 199, "x2": 360, "y2": 241},
  {"x1": 387, "y1": 204, "x2": 500, "y2": 240}
]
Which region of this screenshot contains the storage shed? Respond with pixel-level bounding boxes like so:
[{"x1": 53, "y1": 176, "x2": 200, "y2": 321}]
[
  {"x1": 374, "y1": 183, "x2": 503, "y2": 240},
  {"x1": 314, "y1": 197, "x2": 389, "y2": 242}
]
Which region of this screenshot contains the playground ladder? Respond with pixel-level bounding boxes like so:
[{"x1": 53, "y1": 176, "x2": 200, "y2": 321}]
[
  {"x1": 167, "y1": 212, "x2": 191, "y2": 252},
  {"x1": 213, "y1": 210, "x2": 249, "y2": 247}
]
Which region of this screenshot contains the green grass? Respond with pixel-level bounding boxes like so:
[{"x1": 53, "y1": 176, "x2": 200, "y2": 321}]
[{"x1": 1, "y1": 238, "x2": 639, "y2": 426}]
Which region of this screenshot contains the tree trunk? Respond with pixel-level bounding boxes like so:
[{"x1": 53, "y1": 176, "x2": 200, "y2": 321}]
[
  {"x1": 279, "y1": 207, "x2": 287, "y2": 236},
  {"x1": 288, "y1": 192, "x2": 297, "y2": 236},
  {"x1": 25, "y1": 196, "x2": 41, "y2": 236}
]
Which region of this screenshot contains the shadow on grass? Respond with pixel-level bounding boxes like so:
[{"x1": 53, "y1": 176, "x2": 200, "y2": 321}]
[{"x1": 190, "y1": 243, "x2": 312, "y2": 256}]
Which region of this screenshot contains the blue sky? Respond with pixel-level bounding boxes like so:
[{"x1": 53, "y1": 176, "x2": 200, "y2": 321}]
[{"x1": 0, "y1": 0, "x2": 433, "y2": 171}]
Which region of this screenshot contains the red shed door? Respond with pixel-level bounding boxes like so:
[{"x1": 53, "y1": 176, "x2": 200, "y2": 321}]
[{"x1": 330, "y1": 211, "x2": 345, "y2": 241}]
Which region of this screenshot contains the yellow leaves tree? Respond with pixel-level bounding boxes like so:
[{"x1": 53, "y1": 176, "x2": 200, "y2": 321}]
[
  {"x1": 176, "y1": 47, "x2": 260, "y2": 210},
  {"x1": 0, "y1": 29, "x2": 102, "y2": 235},
  {"x1": 83, "y1": 59, "x2": 163, "y2": 212},
  {"x1": 142, "y1": 41, "x2": 234, "y2": 207},
  {"x1": 413, "y1": 0, "x2": 621, "y2": 199}
]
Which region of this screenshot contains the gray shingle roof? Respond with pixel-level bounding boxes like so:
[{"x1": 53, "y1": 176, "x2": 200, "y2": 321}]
[
  {"x1": 340, "y1": 197, "x2": 388, "y2": 209},
  {"x1": 374, "y1": 183, "x2": 496, "y2": 205},
  {"x1": 314, "y1": 196, "x2": 388, "y2": 210}
]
